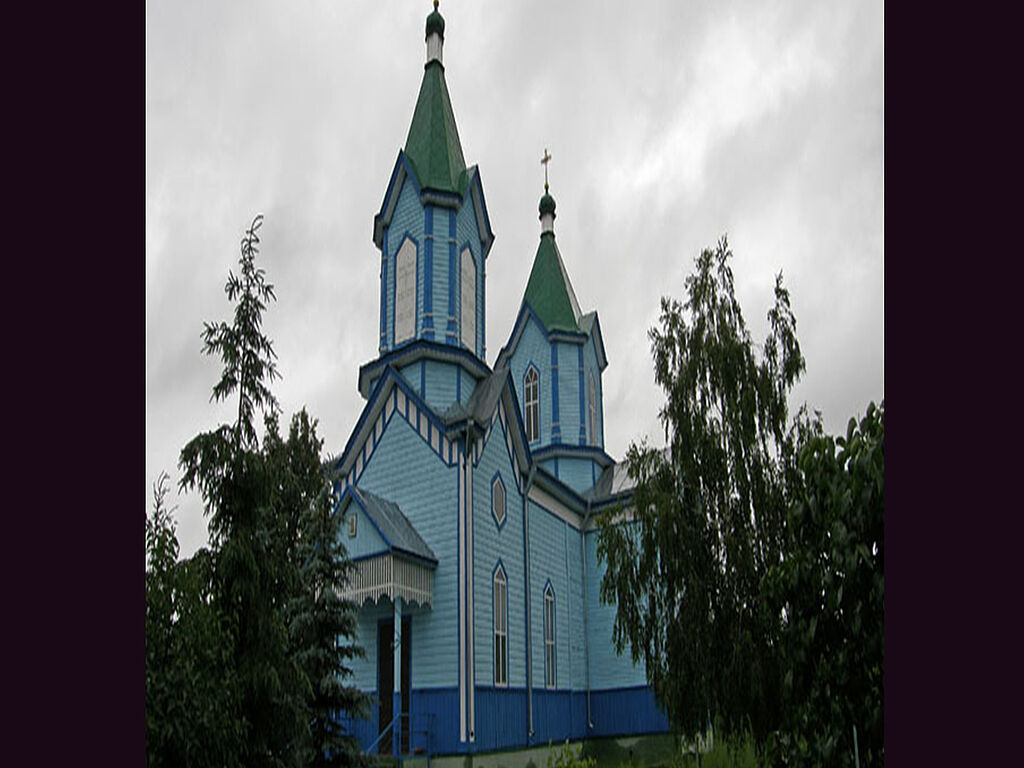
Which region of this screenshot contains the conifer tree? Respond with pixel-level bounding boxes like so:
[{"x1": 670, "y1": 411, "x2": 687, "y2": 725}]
[
  {"x1": 287, "y1": 417, "x2": 369, "y2": 767},
  {"x1": 180, "y1": 214, "x2": 307, "y2": 767}
]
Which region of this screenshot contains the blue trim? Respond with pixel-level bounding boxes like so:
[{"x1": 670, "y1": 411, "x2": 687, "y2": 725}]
[
  {"x1": 380, "y1": 248, "x2": 387, "y2": 352},
  {"x1": 554, "y1": 457, "x2": 559, "y2": 479},
  {"x1": 384, "y1": 228, "x2": 392, "y2": 349},
  {"x1": 490, "y1": 472, "x2": 508, "y2": 531},
  {"x1": 492, "y1": 560, "x2": 509, "y2": 687},
  {"x1": 456, "y1": 366, "x2": 462, "y2": 403},
  {"x1": 468, "y1": 169, "x2": 495, "y2": 257},
  {"x1": 578, "y1": 346, "x2": 586, "y2": 444},
  {"x1": 542, "y1": 580, "x2": 557, "y2": 689},
  {"x1": 420, "y1": 361, "x2": 426, "y2": 400},
  {"x1": 358, "y1": 337, "x2": 492, "y2": 399},
  {"x1": 550, "y1": 344, "x2": 560, "y2": 443},
  {"x1": 374, "y1": 152, "x2": 423, "y2": 248},
  {"x1": 523, "y1": 363, "x2": 540, "y2": 446},
  {"x1": 423, "y1": 206, "x2": 434, "y2": 339},
  {"x1": 335, "y1": 366, "x2": 450, "y2": 477},
  {"x1": 447, "y1": 210, "x2": 457, "y2": 344},
  {"x1": 531, "y1": 443, "x2": 615, "y2": 466}
]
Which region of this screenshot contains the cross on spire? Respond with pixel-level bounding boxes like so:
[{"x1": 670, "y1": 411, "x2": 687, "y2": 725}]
[{"x1": 541, "y1": 148, "x2": 552, "y2": 192}]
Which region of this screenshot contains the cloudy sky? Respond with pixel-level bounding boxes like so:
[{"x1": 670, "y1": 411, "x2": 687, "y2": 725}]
[{"x1": 147, "y1": 0, "x2": 883, "y2": 559}]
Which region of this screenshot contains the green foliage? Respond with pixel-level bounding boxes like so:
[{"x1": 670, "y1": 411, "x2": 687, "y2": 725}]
[
  {"x1": 597, "y1": 236, "x2": 804, "y2": 744},
  {"x1": 288, "y1": 415, "x2": 370, "y2": 767},
  {"x1": 766, "y1": 401, "x2": 884, "y2": 767},
  {"x1": 148, "y1": 214, "x2": 366, "y2": 767},
  {"x1": 146, "y1": 474, "x2": 244, "y2": 768},
  {"x1": 548, "y1": 741, "x2": 597, "y2": 768},
  {"x1": 672, "y1": 727, "x2": 761, "y2": 768}
]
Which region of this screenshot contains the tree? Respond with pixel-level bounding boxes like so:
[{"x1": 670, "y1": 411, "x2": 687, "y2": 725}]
[
  {"x1": 146, "y1": 473, "x2": 244, "y2": 768},
  {"x1": 287, "y1": 415, "x2": 369, "y2": 767},
  {"x1": 767, "y1": 401, "x2": 884, "y2": 766},
  {"x1": 597, "y1": 236, "x2": 805, "y2": 744},
  {"x1": 179, "y1": 214, "x2": 309, "y2": 767},
  {"x1": 171, "y1": 213, "x2": 367, "y2": 767}
]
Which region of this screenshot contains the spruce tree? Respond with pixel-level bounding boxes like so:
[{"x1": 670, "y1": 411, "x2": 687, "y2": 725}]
[
  {"x1": 287, "y1": 414, "x2": 369, "y2": 767},
  {"x1": 180, "y1": 214, "x2": 307, "y2": 767}
]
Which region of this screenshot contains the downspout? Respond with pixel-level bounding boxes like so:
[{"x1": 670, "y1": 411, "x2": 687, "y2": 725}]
[
  {"x1": 581, "y1": 498, "x2": 594, "y2": 730},
  {"x1": 464, "y1": 416, "x2": 475, "y2": 746},
  {"x1": 523, "y1": 464, "x2": 538, "y2": 741}
]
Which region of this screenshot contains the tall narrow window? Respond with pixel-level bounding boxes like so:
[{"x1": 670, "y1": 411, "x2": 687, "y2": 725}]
[
  {"x1": 460, "y1": 247, "x2": 476, "y2": 352},
  {"x1": 544, "y1": 584, "x2": 556, "y2": 688},
  {"x1": 395, "y1": 238, "x2": 416, "y2": 344},
  {"x1": 525, "y1": 366, "x2": 539, "y2": 443},
  {"x1": 494, "y1": 565, "x2": 508, "y2": 686},
  {"x1": 588, "y1": 373, "x2": 597, "y2": 445}
]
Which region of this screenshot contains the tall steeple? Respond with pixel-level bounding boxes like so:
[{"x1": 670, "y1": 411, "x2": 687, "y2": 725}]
[{"x1": 364, "y1": 2, "x2": 495, "y2": 405}]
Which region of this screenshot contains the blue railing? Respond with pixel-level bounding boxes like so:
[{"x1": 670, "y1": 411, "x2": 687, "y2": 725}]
[{"x1": 364, "y1": 711, "x2": 437, "y2": 765}]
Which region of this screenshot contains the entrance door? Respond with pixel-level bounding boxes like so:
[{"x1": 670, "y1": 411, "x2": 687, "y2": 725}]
[{"x1": 377, "y1": 616, "x2": 411, "y2": 755}]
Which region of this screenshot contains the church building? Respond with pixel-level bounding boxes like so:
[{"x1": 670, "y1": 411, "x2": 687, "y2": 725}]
[{"x1": 332, "y1": 3, "x2": 669, "y2": 755}]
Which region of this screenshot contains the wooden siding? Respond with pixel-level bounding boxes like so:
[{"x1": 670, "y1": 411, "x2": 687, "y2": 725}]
[
  {"x1": 584, "y1": 530, "x2": 649, "y2": 689},
  {"x1": 357, "y1": 412, "x2": 459, "y2": 689},
  {"x1": 472, "y1": 413, "x2": 526, "y2": 689}
]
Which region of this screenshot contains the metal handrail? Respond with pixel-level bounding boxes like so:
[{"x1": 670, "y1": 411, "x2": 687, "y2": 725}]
[
  {"x1": 364, "y1": 714, "x2": 397, "y2": 755},
  {"x1": 363, "y1": 711, "x2": 436, "y2": 762}
]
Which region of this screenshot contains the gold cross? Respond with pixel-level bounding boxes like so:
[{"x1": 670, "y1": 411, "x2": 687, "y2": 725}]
[{"x1": 541, "y1": 148, "x2": 552, "y2": 192}]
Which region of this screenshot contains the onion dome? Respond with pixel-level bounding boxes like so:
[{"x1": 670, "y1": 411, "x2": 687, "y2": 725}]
[{"x1": 426, "y1": 0, "x2": 445, "y2": 40}]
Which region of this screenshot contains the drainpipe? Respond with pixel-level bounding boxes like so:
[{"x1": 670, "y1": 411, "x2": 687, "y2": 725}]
[
  {"x1": 464, "y1": 417, "x2": 475, "y2": 745},
  {"x1": 581, "y1": 498, "x2": 594, "y2": 730},
  {"x1": 523, "y1": 464, "x2": 538, "y2": 741}
]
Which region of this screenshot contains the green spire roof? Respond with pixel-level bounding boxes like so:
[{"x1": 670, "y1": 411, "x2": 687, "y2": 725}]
[
  {"x1": 522, "y1": 233, "x2": 581, "y2": 332},
  {"x1": 404, "y1": 60, "x2": 468, "y2": 195}
]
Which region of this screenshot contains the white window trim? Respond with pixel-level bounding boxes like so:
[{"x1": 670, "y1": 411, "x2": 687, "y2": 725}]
[
  {"x1": 544, "y1": 583, "x2": 556, "y2": 689},
  {"x1": 494, "y1": 565, "x2": 508, "y2": 687}
]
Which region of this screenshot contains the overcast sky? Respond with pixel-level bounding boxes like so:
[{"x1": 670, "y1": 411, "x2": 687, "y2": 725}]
[{"x1": 147, "y1": 0, "x2": 883, "y2": 560}]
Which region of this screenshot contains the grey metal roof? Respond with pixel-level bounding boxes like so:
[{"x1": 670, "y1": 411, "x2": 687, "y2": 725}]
[
  {"x1": 351, "y1": 487, "x2": 438, "y2": 566},
  {"x1": 585, "y1": 462, "x2": 636, "y2": 503}
]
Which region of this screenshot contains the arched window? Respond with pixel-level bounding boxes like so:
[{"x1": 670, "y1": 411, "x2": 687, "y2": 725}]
[
  {"x1": 460, "y1": 247, "x2": 476, "y2": 352},
  {"x1": 588, "y1": 373, "x2": 597, "y2": 446},
  {"x1": 395, "y1": 237, "x2": 416, "y2": 344},
  {"x1": 493, "y1": 565, "x2": 508, "y2": 686},
  {"x1": 524, "y1": 366, "x2": 539, "y2": 443},
  {"x1": 491, "y1": 475, "x2": 506, "y2": 528},
  {"x1": 544, "y1": 583, "x2": 556, "y2": 688}
]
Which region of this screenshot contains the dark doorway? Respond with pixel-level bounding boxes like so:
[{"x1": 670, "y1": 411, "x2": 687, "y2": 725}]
[{"x1": 377, "y1": 616, "x2": 411, "y2": 754}]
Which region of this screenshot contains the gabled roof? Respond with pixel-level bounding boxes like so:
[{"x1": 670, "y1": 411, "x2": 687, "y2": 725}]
[
  {"x1": 347, "y1": 487, "x2": 438, "y2": 566},
  {"x1": 522, "y1": 232, "x2": 581, "y2": 333},
  {"x1": 404, "y1": 59, "x2": 468, "y2": 196}
]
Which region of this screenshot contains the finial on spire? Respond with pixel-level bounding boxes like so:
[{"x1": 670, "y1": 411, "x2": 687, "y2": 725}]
[
  {"x1": 426, "y1": 0, "x2": 445, "y2": 63},
  {"x1": 539, "y1": 148, "x2": 556, "y2": 234}
]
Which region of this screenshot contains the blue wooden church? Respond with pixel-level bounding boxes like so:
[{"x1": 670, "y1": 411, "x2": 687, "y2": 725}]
[{"x1": 332, "y1": 3, "x2": 668, "y2": 755}]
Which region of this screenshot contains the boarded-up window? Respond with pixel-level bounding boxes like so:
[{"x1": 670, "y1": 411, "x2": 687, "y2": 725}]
[
  {"x1": 461, "y1": 247, "x2": 476, "y2": 352},
  {"x1": 525, "y1": 367, "x2": 539, "y2": 443},
  {"x1": 589, "y1": 373, "x2": 597, "y2": 445},
  {"x1": 395, "y1": 238, "x2": 416, "y2": 344}
]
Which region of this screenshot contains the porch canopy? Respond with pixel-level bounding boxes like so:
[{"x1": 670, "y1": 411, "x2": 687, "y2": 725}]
[{"x1": 339, "y1": 487, "x2": 438, "y2": 608}]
